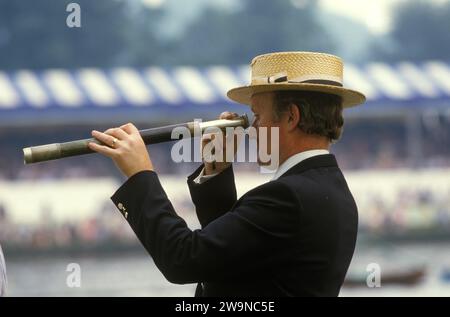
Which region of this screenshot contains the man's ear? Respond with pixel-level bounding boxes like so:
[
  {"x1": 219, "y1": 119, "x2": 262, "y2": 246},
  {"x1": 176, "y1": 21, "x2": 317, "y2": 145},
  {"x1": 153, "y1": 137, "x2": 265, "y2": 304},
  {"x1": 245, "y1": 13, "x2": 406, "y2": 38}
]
[{"x1": 287, "y1": 103, "x2": 300, "y2": 131}]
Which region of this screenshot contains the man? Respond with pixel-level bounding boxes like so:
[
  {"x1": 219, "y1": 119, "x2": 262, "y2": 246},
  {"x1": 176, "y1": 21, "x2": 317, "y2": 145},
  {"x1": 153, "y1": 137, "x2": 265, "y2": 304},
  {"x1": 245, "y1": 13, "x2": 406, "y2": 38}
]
[
  {"x1": 89, "y1": 51, "x2": 366, "y2": 296},
  {"x1": 0, "y1": 244, "x2": 6, "y2": 296}
]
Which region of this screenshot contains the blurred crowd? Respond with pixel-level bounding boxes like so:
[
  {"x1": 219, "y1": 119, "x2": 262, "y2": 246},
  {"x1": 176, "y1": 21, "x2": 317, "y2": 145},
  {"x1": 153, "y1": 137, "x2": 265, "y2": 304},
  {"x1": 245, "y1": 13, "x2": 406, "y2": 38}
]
[
  {"x1": 1, "y1": 116, "x2": 450, "y2": 251},
  {"x1": 1, "y1": 116, "x2": 450, "y2": 180},
  {"x1": 1, "y1": 183, "x2": 450, "y2": 253},
  {"x1": 0, "y1": 201, "x2": 140, "y2": 253},
  {"x1": 0, "y1": 196, "x2": 203, "y2": 254},
  {"x1": 358, "y1": 188, "x2": 450, "y2": 235}
]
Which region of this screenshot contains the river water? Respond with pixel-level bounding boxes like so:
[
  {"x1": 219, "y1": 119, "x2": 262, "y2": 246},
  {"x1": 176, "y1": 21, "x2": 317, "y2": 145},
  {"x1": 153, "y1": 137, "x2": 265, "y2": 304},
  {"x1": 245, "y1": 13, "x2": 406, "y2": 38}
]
[{"x1": 3, "y1": 242, "x2": 450, "y2": 297}]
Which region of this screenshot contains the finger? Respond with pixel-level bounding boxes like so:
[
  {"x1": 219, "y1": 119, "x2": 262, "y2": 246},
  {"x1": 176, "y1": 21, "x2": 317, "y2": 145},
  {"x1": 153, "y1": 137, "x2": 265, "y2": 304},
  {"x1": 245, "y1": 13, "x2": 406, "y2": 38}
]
[
  {"x1": 219, "y1": 111, "x2": 239, "y2": 120},
  {"x1": 105, "y1": 127, "x2": 129, "y2": 140},
  {"x1": 201, "y1": 133, "x2": 214, "y2": 145},
  {"x1": 120, "y1": 123, "x2": 139, "y2": 135},
  {"x1": 92, "y1": 130, "x2": 115, "y2": 146},
  {"x1": 88, "y1": 142, "x2": 117, "y2": 158}
]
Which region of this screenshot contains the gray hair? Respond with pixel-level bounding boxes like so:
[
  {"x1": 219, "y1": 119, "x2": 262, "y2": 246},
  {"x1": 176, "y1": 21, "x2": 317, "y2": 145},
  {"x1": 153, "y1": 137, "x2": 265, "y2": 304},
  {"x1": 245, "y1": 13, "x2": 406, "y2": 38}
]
[{"x1": 272, "y1": 90, "x2": 344, "y2": 141}]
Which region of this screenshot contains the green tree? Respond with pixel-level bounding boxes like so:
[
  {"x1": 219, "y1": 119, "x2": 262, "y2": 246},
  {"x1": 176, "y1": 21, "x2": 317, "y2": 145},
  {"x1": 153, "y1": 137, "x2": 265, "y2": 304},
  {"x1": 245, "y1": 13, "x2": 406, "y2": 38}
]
[
  {"x1": 160, "y1": 0, "x2": 335, "y2": 65},
  {"x1": 371, "y1": 0, "x2": 450, "y2": 62},
  {"x1": 0, "y1": 0, "x2": 162, "y2": 70}
]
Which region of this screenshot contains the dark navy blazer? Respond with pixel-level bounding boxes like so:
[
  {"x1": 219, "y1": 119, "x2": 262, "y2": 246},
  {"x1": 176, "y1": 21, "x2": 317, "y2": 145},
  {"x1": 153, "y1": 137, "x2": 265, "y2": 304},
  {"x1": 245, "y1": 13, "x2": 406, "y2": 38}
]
[{"x1": 111, "y1": 154, "x2": 358, "y2": 297}]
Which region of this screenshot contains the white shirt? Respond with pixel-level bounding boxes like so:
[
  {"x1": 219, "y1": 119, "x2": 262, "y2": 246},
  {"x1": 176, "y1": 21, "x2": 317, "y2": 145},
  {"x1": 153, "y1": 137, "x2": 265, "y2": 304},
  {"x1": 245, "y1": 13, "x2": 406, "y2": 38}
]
[
  {"x1": 271, "y1": 149, "x2": 330, "y2": 180},
  {"x1": 194, "y1": 149, "x2": 329, "y2": 184},
  {"x1": 0, "y1": 244, "x2": 6, "y2": 297}
]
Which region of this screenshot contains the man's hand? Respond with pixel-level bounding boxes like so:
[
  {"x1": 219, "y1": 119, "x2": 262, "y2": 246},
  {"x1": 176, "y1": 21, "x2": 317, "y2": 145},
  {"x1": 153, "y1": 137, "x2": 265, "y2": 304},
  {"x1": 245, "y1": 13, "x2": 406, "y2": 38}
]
[
  {"x1": 88, "y1": 123, "x2": 153, "y2": 178},
  {"x1": 202, "y1": 111, "x2": 241, "y2": 176}
]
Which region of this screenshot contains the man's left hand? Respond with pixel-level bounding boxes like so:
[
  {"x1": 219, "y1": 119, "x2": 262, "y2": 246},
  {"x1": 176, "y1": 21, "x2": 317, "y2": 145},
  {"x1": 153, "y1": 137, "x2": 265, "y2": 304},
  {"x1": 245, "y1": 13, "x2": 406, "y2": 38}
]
[{"x1": 88, "y1": 123, "x2": 154, "y2": 178}]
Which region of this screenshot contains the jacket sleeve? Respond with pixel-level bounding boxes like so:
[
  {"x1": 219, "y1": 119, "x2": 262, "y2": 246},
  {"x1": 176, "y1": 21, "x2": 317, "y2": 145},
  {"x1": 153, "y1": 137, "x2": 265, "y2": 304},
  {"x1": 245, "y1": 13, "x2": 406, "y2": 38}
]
[
  {"x1": 111, "y1": 170, "x2": 301, "y2": 284},
  {"x1": 187, "y1": 164, "x2": 237, "y2": 228}
]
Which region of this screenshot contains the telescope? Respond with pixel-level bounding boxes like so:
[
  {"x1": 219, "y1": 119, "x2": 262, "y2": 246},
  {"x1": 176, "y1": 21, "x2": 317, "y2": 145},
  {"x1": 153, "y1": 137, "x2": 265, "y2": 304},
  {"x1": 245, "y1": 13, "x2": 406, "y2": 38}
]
[{"x1": 23, "y1": 114, "x2": 249, "y2": 164}]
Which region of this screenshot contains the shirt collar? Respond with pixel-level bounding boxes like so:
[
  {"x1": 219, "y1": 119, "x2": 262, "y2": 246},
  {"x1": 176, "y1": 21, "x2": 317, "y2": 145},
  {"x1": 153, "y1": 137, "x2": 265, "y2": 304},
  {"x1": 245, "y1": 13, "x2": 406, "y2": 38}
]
[{"x1": 271, "y1": 149, "x2": 330, "y2": 180}]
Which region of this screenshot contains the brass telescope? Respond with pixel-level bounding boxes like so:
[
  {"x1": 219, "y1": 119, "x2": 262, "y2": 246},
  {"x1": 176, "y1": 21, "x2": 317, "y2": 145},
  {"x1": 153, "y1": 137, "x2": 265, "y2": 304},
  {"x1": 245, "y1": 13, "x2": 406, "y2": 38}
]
[{"x1": 23, "y1": 114, "x2": 249, "y2": 165}]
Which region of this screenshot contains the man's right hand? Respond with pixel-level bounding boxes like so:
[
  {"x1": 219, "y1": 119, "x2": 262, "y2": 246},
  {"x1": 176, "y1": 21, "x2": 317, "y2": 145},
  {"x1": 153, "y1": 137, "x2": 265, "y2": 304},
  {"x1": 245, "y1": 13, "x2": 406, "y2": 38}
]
[{"x1": 202, "y1": 111, "x2": 240, "y2": 176}]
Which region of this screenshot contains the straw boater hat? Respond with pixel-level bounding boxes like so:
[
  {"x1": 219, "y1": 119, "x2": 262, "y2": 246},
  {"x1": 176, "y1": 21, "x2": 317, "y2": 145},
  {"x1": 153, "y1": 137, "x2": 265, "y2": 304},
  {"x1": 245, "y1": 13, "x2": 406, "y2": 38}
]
[{"x1": 227, "y1": 51, "x2": 366, "y2": 108}]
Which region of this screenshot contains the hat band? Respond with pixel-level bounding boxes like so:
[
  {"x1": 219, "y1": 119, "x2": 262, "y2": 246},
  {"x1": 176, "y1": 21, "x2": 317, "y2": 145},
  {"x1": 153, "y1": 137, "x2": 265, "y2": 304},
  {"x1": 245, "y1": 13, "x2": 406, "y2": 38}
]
[
  {"x1": 292, "y1": 79, "x2": 343, "y2": 87},
  {"x1": 252, "y1": 72, "x2": 343, "y2": 87}
]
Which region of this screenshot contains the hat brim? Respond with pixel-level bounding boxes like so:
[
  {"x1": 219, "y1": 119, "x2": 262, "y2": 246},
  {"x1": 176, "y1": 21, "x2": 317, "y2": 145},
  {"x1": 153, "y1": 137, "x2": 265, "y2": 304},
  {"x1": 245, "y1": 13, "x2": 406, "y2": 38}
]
[{"x1": 227, "y1": 83, "x2": 366, "y2": 108}]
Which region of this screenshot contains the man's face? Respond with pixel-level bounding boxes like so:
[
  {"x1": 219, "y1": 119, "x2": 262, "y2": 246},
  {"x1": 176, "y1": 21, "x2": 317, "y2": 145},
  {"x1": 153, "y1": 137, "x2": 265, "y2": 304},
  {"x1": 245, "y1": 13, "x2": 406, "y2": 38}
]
[{"x1": 250, "y1": 92, "x2": 283, "y2": 167}]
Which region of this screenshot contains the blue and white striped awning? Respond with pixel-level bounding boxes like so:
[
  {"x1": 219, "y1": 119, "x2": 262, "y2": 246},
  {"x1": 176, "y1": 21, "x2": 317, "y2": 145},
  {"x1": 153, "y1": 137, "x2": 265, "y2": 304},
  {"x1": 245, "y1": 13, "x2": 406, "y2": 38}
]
[
  {"x1": 0, "y1": 66, "x2": 251, "y2": 109},
  {"x1": 1, "y1": 62, "x2": 450, "y2": 123}
]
